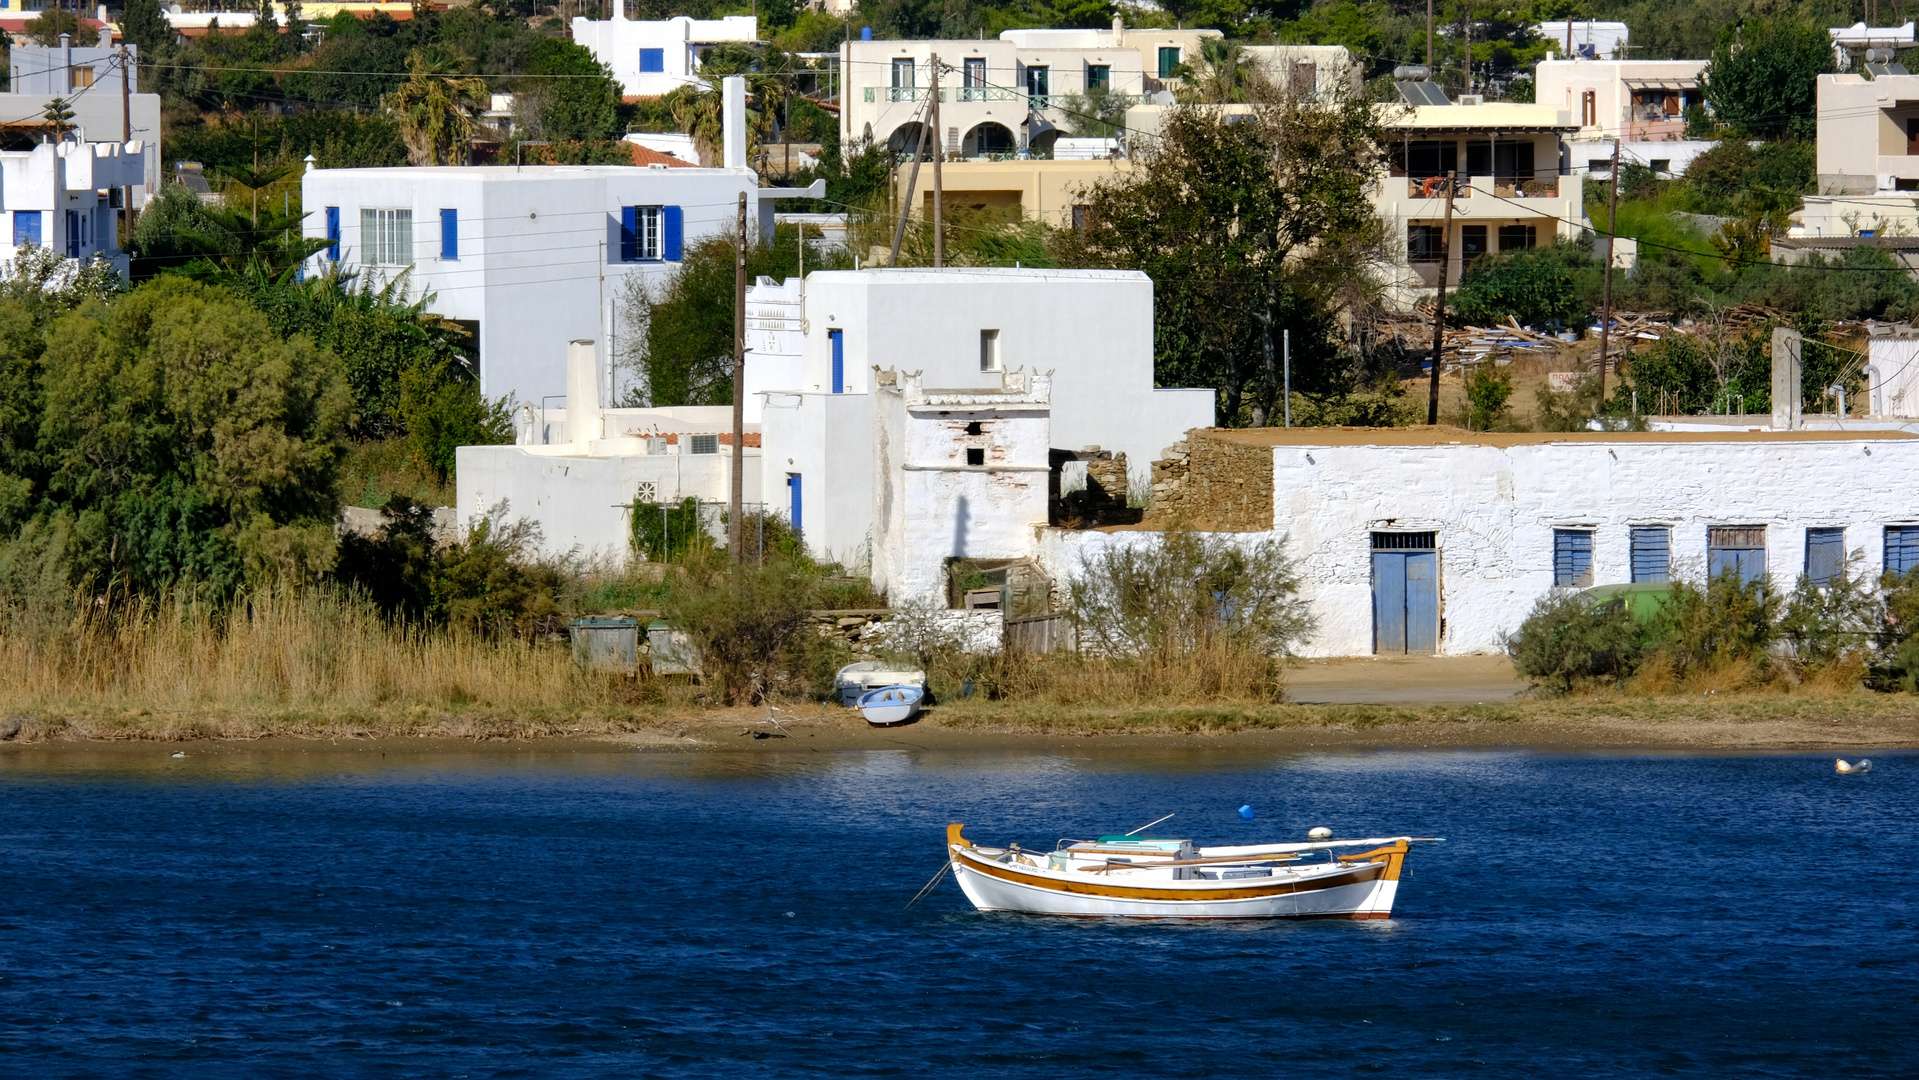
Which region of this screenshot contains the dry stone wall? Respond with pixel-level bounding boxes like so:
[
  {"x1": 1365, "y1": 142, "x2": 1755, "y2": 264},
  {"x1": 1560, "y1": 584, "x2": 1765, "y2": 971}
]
[{"x1": 1146, "y1": 430, "x2": 1275, "y2": 532}]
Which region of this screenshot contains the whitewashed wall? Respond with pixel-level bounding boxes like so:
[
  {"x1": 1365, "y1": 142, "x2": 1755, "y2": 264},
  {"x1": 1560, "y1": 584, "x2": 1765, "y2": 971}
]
[
  {"x1": 1042, "y1": 435, "x2": 1919, "y2": 657},
  {"x1": 456, "y1": 444, "x2": 761, "y2": 563},
  {"x1": 873, "y1": 374, "x2": 1052, "y2": 603},
  {"x1": 758, "y1": 391, "x2": 876, "y2": 568}
]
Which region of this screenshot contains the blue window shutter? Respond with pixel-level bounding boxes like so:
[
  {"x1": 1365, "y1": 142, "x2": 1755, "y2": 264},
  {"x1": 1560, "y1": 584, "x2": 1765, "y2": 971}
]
[
  {"x1": 662, "y1": 206, "x2": 683, "y2": 260},
  {"x1": 1553, "y1": 529, "x2": 1592, "y2": 588},
  {"x1": 14, "y1": 210, "x2": 40, "y2": 247},
  {"x1": 440, "y1": 208, "x2": 457, "y2": 260},
  {"x1": 1630, "y1": 526, "x2": 1669, "y2": 584},
  {"x1": 325, "y1": 206, "x2": 340, "y2": 260},
  {"x1": 66, "y1": 210, "x2": 79, "y2": 257},
  {"x1": 639, "y1": 48, "x2": 664, "y2": 73},
  {"x1": 1807, "y1": 528, "x2": 1846, "y2": 585},
  {"x1": 1887, "y1": 526, "x2": 1919, "y2": 577},
  {"x1": 620, "y1": 206, "x2": 639, "y2": 262}
]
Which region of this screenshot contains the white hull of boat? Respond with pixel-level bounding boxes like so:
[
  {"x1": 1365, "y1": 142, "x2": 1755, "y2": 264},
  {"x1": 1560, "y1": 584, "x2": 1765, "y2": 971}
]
[
  {"x1": 953, "y1": 860, "x2": 1398, "y2": 919},
  {"x1": 944, "y1": 824, "x2": 1417, "y2": 920}
]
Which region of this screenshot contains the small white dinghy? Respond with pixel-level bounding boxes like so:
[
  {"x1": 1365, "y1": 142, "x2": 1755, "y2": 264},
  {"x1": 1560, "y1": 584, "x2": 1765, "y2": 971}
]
[
  {"x1": 1837, "y1": 758, "x2": 1873, "y2": 774},
  {"x1": 859, "y1": 684, "x2": 924, "y2": 726},
  {"x1": 946, "y1": 823, "x2": 1441, "y2": 920}
]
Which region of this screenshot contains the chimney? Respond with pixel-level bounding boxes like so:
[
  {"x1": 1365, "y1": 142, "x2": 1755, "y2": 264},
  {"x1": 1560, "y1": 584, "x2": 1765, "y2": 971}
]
[
  {"x1": 722, "y1": 75, "x2": 746, "y2": 170},
  {"x1": 610, "y1": 0, "x2": 623, "y2": 20},
  {"x1": 567, "y1": 339, "x2": 602, "y2": 446},
  {"x1": 1112, "y1": 15, "x2": 1124, "y2": 44}
]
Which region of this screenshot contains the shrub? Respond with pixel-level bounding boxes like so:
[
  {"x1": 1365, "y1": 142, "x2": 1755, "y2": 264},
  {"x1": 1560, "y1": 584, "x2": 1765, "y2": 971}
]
[
  {"x1": 332, "y1": 497, "x2": 564, "y2": 638},
  {"x1": 662, "y1": 556, "x2": 829, "y2": 704},
  {"x1": 1643, "y1": 573, "x2": 1780, "y2": 683},
  {"x1": 1070, "y1": 528, "x2": 1312, "y2": 662},
  {"x1": 1449, "y1": 241, "x2": 1591, "y2": 329},
  {"x1": 1507, "y1": 590, "x2": 1646, "y2": 694},
  {"x1": 1777, "y1": 562, "x2": 1879, "y2": 675},
  {"x1": 1463, "y1": 364, "x2": 1514, "y2": 430}
]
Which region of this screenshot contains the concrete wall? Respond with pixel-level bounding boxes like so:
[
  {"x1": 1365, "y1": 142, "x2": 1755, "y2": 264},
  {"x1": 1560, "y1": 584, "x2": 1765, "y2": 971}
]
[
  {"x1": 1042, "y1": 432, "x2": 1919, "y2": 657},
  {"x1": 898, "y1": 158, "x2": 1132, "y2": 227},
  {"x1": 10, "y1": 45, "x2": 136, "y2": 94},
  {"x1": 302, "y1": 165, "x2": 761, "y2": 411},
  {"x1": 0, "y1": 140, "x2": 141, "y2": 271},
  {"x1": 0, "y1": 92, "x2": 160, "y2": 203},
  {"x1": 1816, "y1": 72, "x2": 1919, "y2": 193}
]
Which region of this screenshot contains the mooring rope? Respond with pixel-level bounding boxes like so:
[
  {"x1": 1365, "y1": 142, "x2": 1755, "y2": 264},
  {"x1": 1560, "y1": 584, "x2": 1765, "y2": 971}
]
[{"x1": 903, "y1": 858, "x2": 953, "y2": 910}]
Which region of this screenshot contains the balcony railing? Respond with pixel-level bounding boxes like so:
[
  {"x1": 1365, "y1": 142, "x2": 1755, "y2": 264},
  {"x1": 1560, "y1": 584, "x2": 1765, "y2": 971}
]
[
  {"x1": 1404, "y1": 175, "x2": 1560, "y2": 199},
  {"x1": 862, "y1": 87, "x2": 1155, "y2": 107}
]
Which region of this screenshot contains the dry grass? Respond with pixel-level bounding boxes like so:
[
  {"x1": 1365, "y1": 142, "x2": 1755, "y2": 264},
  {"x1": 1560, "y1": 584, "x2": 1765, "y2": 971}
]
[
  {"x1": 0, "y1": 589, "x2": 675, "y2": 741},
  {"x1": 927, "y1": 641, "x2": 1283, "y2": 707}
]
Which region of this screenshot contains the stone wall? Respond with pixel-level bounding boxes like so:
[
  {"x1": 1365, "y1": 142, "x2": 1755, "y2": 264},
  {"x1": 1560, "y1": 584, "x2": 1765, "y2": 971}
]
[{"x1": 1146, "y1": 430, "x2": 1274, "y2": 531}]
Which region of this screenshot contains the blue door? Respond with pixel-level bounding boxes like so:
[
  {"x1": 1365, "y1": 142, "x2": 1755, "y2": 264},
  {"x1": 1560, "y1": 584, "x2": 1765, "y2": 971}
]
[
  {"x1": 787, "y1": 473, "x2": 802, "y2": 533},
  {"x1": 1372, "y1": 533, "x2": 1438, "y2": 654},
  {"x1": 829, "y1": 329, "x2": 844, "y2": 393}
]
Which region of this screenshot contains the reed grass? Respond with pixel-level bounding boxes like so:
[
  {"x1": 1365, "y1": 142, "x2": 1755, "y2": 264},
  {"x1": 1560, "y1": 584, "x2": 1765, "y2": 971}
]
[{"x1": 0, "y1": 588, "x2": 660, "y2": 741}]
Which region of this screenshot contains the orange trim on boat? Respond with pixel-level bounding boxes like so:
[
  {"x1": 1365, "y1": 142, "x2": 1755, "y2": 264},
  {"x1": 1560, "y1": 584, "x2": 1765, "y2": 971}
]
[{"x1": 1336, "y1": 840, "x2": 1409, "y2": 882}]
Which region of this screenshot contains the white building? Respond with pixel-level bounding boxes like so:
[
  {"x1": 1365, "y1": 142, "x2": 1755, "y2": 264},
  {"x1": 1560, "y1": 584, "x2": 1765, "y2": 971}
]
[
  {"x1": 1536, "y1": 20, "x2": 1630, "y2": 60},
  {"x1": 1, "y1": 139, "x2": 143, "y2": 272},
  {"x1": 302, "y1": 78, "x2": 817, "y2": 412},
  {"x1": 1830, "y1": 21, "x2": 1917, "y2": 68},
  {"x1": 750, "y1": 268, "x2": 1214, "y2": 568},
  {"x1": 9, "y1": 42, "x2": 136, "y2": 94},
  {"x1": 456, "y1": 268, "x2": 1215, "y2": 596},
  {"x1": 1041, "y1": 427, "x2": 1919, "y2": 657},
  {"x1": 571, "y1": 13, "x2": 759, "y2": 99},
  {"x1": 0, "y1": 90, "x2": 161, "y2": 205}
]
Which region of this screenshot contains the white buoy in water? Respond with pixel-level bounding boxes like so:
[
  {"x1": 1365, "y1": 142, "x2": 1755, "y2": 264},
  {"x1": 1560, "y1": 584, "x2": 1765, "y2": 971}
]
[
  {"x1": 1308, "y1": 826, "x2": 1333, "y2": 840},
  {"x1": 1836, "y1": 758, "x2": 1872, "y2": 774},
  {"x1": 170, "y1": 751, "x2": 186, "y2": 759}
]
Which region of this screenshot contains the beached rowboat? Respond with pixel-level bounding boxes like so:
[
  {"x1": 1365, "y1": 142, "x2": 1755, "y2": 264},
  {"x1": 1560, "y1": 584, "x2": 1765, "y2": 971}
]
[
  {"x1": 859, "y1": 684, "x2": 924, "y2": 726},
  {"x1": 946, "y1": 824, "x2": 1436, "y2": 920}
]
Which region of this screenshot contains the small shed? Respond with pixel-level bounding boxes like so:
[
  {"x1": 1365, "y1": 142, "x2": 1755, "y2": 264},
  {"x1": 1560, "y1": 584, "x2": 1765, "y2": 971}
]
[{"x1": 571, "y1": 618, "x2": 640, "y2": 672}]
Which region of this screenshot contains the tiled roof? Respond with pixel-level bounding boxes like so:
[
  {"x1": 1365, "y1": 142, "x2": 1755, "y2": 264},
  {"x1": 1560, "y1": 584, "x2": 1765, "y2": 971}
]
[{"x1": 629, "y1": 143, "x2": 696, "y2": 168}]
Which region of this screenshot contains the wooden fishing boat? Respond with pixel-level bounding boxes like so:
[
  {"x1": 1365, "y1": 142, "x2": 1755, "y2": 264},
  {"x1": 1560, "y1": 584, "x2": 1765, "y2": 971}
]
[
  {"x1": 946, "y1": 824, "x2": 1437, "y2": 920},
  {"x1": 859, "y1": 684, "x2": 924, "y2": 726}
]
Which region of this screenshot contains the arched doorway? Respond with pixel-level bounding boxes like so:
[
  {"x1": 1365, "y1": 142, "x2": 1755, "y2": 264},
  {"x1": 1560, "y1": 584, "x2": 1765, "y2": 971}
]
[
  {"x1": 963, "y1": 122, "x2": 1017, "y2": 158},
  {"x1": 887, "y1": 121, "x2": 933, "y2": 157}
]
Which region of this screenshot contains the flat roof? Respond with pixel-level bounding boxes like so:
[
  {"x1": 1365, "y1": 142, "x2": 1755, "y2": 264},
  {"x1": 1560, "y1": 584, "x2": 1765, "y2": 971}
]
[{"x1": 1199, "y1": 425, "x2": 1919, "y2": 447}]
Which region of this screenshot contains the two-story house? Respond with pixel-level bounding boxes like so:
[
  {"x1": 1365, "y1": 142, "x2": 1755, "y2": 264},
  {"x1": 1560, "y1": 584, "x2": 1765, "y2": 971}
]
[{"x1": 570, "y1": 13, "x2": 759, "y2": 100}]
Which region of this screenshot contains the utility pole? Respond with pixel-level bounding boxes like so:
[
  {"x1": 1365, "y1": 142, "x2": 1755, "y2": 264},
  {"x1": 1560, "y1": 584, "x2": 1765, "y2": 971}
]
[
  {"x1": 1598, "y1": 139, "x2": 1621, "y2": 406},
  {"x1": 1427, "y1": 171, "x2": 1456, "y2": 426},
  {"x1": 730, "y1": 191, "x2": 747, "y2": 565},
  {"x1": 119, "y1": 44, "x2": 133, "y2": 236},
  {"x1": 1426, "y1": 0, "x2": 1433, "y2": 68},
  {"x1": 889, "y1": 96, "x2": 930, "y2": 266},
  {"x1": 930, "y1": 52, "x2": 944, "y2": 268},
  {"x1": 1282, "y1": 327, "x2": 1291, "y2": 428},
  {"x1": 1463, "y1": 3, "x2": 1472, "y2": 97}
]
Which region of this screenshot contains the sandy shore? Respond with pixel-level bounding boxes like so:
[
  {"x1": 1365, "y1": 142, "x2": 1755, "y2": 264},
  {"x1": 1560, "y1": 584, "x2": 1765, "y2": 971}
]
[{"x1": 3, "y1": 695, "x2": 1916, "y2": 758}]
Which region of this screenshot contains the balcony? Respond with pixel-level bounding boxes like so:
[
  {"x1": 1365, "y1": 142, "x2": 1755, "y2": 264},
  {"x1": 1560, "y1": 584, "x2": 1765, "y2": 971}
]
[
  {"x1": 1404, "y1": 175, "x2": 1559, "y2": 199},
  {"x1": 862, "y1": 86, "x2": 1155, "y2": 107}
]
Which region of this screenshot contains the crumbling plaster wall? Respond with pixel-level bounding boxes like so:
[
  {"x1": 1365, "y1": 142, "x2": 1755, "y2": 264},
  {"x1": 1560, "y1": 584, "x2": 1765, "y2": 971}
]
[{"x1": 1047, "y1": 436, "x2": 1919, "y2": 657}]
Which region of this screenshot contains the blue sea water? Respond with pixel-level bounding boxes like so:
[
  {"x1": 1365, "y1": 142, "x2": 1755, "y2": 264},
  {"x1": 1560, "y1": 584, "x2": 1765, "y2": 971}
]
[{"x1": 0, "y1": 745, "x2": 1915, "y2": 1078}]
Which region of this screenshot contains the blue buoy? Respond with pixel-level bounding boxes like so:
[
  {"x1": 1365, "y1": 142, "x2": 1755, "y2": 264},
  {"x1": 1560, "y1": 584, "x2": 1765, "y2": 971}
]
[{"x1": 1238, "y1": 804, "x2": 1255, "y2": 820}]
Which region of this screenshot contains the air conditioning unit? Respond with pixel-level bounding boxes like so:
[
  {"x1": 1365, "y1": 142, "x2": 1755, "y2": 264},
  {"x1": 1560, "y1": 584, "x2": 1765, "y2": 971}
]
[{"x1": 1458, "y1": 94, "x2": 1484, "y2": 106}]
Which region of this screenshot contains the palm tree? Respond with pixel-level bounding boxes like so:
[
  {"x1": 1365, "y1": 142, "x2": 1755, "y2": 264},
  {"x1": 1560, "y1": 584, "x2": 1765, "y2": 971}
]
[
  {"x1": 1174, "y1": 40, "x2": 1276, "y2": 105},
  {"x1": 659, "y1": 45, "x2": 787, "y2": 167},
  {"x1": 387, "y1": 50, "x2": 490, "y2": 167}
]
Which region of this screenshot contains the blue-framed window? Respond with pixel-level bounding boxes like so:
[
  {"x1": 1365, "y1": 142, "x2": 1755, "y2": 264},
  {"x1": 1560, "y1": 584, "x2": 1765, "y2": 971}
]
[
  {"x1": 1553, "y1": 529, "x2": 1593, "y2": 588},
  {"x1": 324, "y1": 206, "x2": 340, "y2": 261},
  {"x1": 639, "y1": 48, "x2": 665, "y2": 73},
  {"x1": 440, "y1": 208, "x2": 458, "y2": 260},
  {"x1": 65, "y1": 210, "x2": 79, "y2": 257},
  {"x1": 619, "y1": 205, "x2": 682, "y2": 262},
  {"x1": 1630, "y1": 526, "x2": 1669, "y2": 584},
  {"x1": 1887, "y1": 525, "x2": 1919, "y2": 577},
  {"x1": 13, "y1": 210, "x2": 41, "y2": 247},
  {"x1": 1806, "y1": 528, "x2": 1846, "y2": 586},
  {"x1": 1708, "y1": 526, "x2": 1767, "y2": 586}
]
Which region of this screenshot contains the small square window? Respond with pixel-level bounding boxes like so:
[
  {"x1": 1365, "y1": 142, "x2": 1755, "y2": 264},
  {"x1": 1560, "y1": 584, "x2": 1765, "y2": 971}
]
[
  {"x1": 1886, "y1": 525, "x2": 1919, "y2": 576},
  {"x1": 980, "y1": 328, "x2": 1001, "y2": 372},
  {"x1": 1158, "y1": 46, "x2": 1181, "y2": 79},
  {"x1": 964, "y1": 421, "x2": 982, "y2": 435},
  {"x1": 1086, "y1": 64, "x2": 1109, "y2": 90},
  {"x1": 689, "y1": 434, "x2": 719, "y2": 455},
  {"x1": 639, "y1": 48, "x2": 664, "y2": 74},
  {"x1": 966, "y1": 448, "x2": 986, "y2": 466}
]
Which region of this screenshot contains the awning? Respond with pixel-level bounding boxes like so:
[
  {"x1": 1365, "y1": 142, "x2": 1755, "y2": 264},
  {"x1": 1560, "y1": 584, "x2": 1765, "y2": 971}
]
[{"x1": 1620, "y1": 78, "x2": 1700, "y2": 91}]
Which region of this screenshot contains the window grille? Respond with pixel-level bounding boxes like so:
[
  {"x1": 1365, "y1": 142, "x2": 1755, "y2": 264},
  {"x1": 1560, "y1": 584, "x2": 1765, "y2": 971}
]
[
  {"x1": 1372, "y1": 532, "x2": 1436, "y2": 550},
  {"x1": 689, "y1": 434, "x2": 719, "y2": 455},
  {"x1": 1630, "y1": 526, "x2": 1669, "y2": 583},
  {"x1": 635, "y1": 481, "x2": 658, "y2": 503},
  {"x1": 360, "y1": 208, "x2": 413, "y2": 266}
]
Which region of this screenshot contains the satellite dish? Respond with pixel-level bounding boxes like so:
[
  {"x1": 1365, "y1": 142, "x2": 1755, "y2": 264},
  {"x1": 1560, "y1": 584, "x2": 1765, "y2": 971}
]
[{"x1": 1151, "y1": 90, "x2": 1175, "y2": 107}]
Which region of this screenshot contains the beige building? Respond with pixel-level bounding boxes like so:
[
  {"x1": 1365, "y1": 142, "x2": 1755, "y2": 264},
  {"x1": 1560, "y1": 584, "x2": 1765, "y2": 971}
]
[
  {"x1": 1533, "y1": 58, "x2": 1706, "y2": 142},
  {"x1": 1815, "y1": 67, "x2": 1919, "y2": 194},
  {"x1": 840, "y1": 21, "x2": 1352, "y2": 158},
  {"x1": 895, "y1": 157, "x2": 1133, "y2": 227}
]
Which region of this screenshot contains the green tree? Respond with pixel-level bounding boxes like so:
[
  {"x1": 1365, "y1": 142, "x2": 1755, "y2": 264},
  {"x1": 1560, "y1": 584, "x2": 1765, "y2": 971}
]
[
  {"x1": 26, "y1": 9, "x2": 99, "y2": 46},
  {"x1": 517, "y1": 36, "x2": 622, "y2": 143},
  {"x1": 1173, "y1": 39, "x2": 1274, "y2": 104},
  {"x1": 31, "y1": 278, "x2": 352, "y2": 592},
  {"x1": 1450, "y1": 240, "x2": 1591, "y2": 329},
  {"x1": 1055, "y1": 96, "x2": 1397, "y2": 426},
  {"x1": 120, "y1": 0, "x2": 172, "y2": 55},
  {"x1": 387, "y1": 49, "x2": 490, "y2": 166},
  {"x1": 1701, "y1": 19, "x2": 1832, "y2": 139}
]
